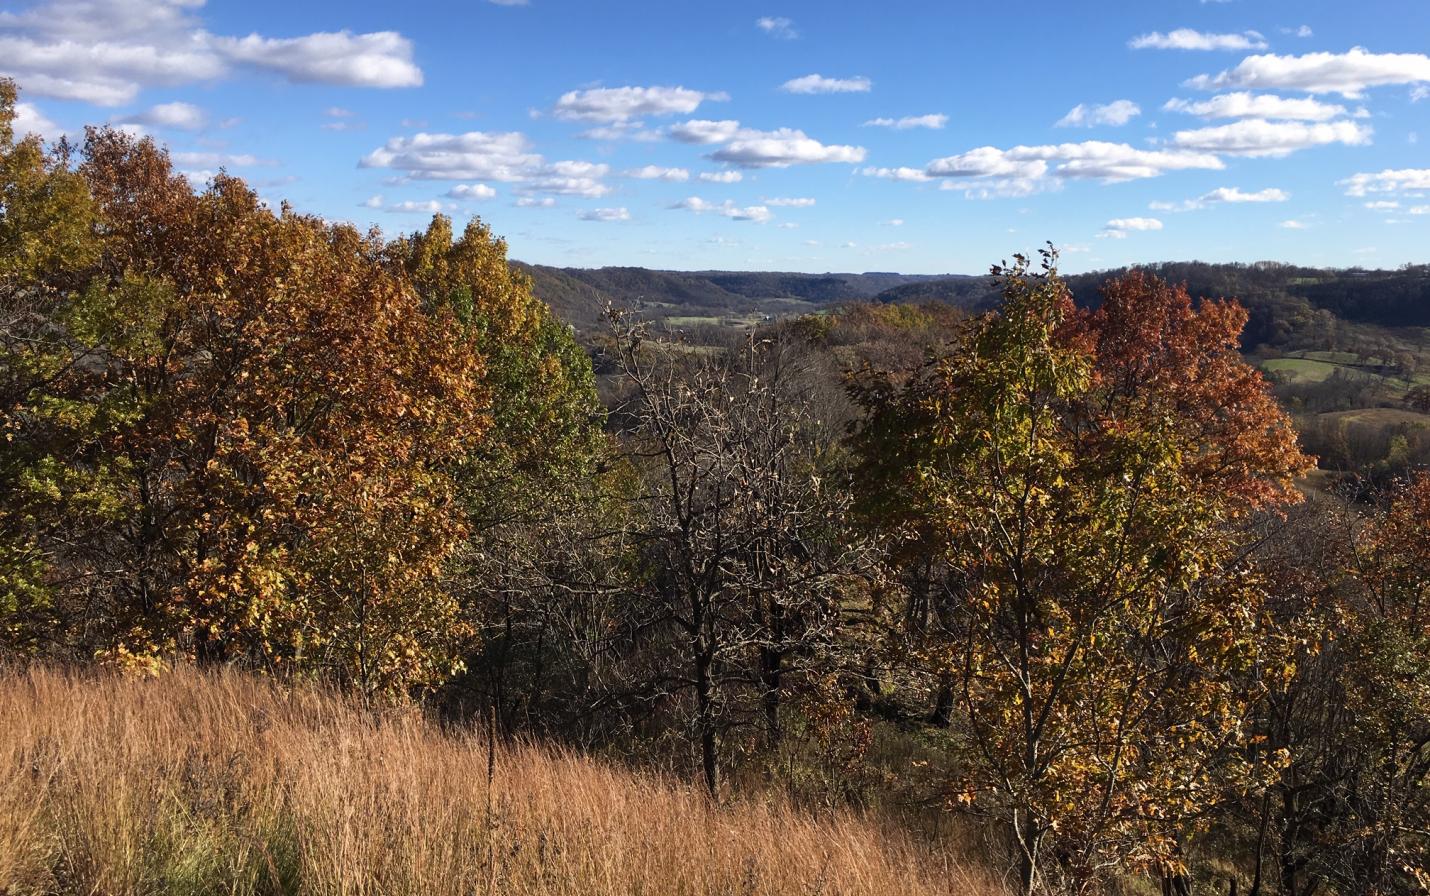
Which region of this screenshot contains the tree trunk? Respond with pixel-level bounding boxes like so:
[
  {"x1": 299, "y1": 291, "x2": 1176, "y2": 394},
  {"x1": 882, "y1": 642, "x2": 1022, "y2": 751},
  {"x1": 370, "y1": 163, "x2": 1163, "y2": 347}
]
[
  {"x1": 1015, "y1": 813, "x2": 1043, "y2": 896},
  {"x1": 694, "y1": 640, "x2": 719, "y2": 798},
  {"x1": 760, "y1": 644, "x2": 782, "y2": 748}
]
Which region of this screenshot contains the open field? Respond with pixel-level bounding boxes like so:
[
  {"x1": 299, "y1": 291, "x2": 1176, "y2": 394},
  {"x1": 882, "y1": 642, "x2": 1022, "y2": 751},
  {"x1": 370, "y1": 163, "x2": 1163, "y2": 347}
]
[{"x1": 0, "y1": 666, "x2": 999, "y2": 896}]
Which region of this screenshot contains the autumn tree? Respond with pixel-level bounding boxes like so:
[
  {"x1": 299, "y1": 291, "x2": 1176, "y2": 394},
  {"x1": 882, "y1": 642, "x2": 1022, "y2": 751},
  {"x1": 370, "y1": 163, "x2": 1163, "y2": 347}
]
[
  {"x1": 851, "y1": 250, "x2": 1311, "y2": 894},
  {"x1": 0, "y1": 93, "x2": 491, "y2": 691},
  {"x1": 382, "y1": 213, "x2": 612, "y2": 725}
]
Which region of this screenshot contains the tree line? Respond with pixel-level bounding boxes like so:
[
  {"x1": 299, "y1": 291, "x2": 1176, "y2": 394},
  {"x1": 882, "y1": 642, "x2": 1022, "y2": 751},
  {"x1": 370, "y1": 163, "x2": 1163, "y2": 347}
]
[{"x1": 1, "y1": 83, "x2": 1425, "y2": 895}]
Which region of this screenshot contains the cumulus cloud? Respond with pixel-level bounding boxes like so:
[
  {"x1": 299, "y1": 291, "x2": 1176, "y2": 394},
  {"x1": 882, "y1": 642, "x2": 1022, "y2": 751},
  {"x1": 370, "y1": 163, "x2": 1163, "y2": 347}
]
[
  {"x1": 1338, "y1": 168, "x2": 1430, "y2": 196},
  {"x1": 579, "y1": 207, "x2": 630, "y2": 222},
  {"x1": 672, "y1": 196, "x2": 772, "y2": 222},
  {"x1": 1129, "y1": 29, "x2": 1267, "y2": 51},
  {"x1": 858, "y1": 166, "x2": 931, "y2": 182},
  {"x1": 1101, "y1": 217, "x2": 1163, "y2": 238},
  {"x1": 553, "y1": 86, "x2": 726, "y2": 123},
  {"x1": 1056, "y1": 100, "x2": 1140, "y2": 127},
  {"x1": 1170, "y1": 118, "x2": 1372, "y2": 157},
  {"x1": 362, "y1": 131, "x2": 543, "y2": 181},
  {"x1": 514, "y1": 196, "x2": 556, "y2": 208},
  {"x1": 362, "y1": 195, "x2": 448, "y2": 214},
  {"x1": 863, "y1": 113, "x2": 947, "y2": 129},
  {"x1": 710, "y1": 127, "x2": 866, "y2": 168},
  {"x1": 1186, "y1": 48, "x2": 1430, "y2": 98},
  {"x1": 0, "y1": 0, "x2": 423, "y2": 105},
  {"x1": 446, "y1": 183, "x2": 497, "y2": 200},
  {"x1": 762, "y1": 197, "x2": 815, "y2": 207},
  {"x1": 360, "y1": 130, "x2": 612, "y2": 197},
  {"x1": 1202, "y1": 186, "x2": 1290, "y2": 203},
  {"x1": 698, "y1": 170, "x2": 743, "y2": 183},
  {"x1": 779, "y1": 74, "x2": 871, "y2": 94},
  {"x1": 667, "y1": 119, "x2": 743, "y2": 144},
  {"x1": 214, "y1": 31, "x2": 422, "y2": 88},
  {"x1": 756, "y1": 16, "x2": 797, "y2": 39},
  {"x1": 114, "y1": 100, "x2": 206, "y2": 130},
  {"x1": 11, "y1": 101, "x2": 62, "y2": 139},
  {"x1": 927, "y1": 141, "x2": 1222, "y2": 188},
  {"x1": 1153, "y1": 186, "x2": 1290, "y2": 211},
  {"x1": 625, "y1": 165, "x2": 690, "y2": 181},
  {"x1": 1163, "y1": 92, "x2": 1350, "y2": 121}
]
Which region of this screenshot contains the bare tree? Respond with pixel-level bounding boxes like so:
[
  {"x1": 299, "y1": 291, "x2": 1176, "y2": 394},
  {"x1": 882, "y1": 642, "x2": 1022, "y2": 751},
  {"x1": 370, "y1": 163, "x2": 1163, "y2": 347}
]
[{"x1": 608, "y1": 311, "x2": 878, "y2": 796}]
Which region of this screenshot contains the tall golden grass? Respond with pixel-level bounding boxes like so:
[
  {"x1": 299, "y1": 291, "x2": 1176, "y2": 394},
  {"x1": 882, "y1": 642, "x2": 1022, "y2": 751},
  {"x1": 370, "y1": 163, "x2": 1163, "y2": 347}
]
[{"x1": 0, "y1": 666, "x2": 1001, "y2": 895}]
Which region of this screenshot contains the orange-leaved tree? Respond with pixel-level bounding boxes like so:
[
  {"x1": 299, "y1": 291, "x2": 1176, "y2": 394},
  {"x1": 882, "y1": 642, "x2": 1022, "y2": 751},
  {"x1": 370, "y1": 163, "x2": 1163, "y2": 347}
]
[
  {"x1": 851, "y1": 248, "x2": 1311, "y2": 894},
  {"x1": 1, "y1": 93, "x2": 490, "y2": 693}
]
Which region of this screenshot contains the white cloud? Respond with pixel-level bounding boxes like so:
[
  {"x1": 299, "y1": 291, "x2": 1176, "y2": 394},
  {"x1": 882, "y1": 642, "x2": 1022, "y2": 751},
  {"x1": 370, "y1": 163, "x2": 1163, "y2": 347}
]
[
  {"x1": 1163, "y1": 92, "x2": 1349, "y2": 121},
  {"x1": 863, "y1": 113, "x2": 947, "y2": 129},
  {"x1": 697, "y1": 170, "x2": 742, "y2": 183},
  {"x1": 1056, "y1": 100, "x2": 1140, "y2": 127},
  {"x1": 1170, "y1": 118, "x2": 1372, "y2": 157},
  {"x1": 1202, "y1": 186, "x2": 1290, "y2": 203},
  {"x1": 1129, "y1": 29, "x2": 1267, "y2": 51},
  {"x1": 1279, "y1": 219, "x2": 1308, "y2": 229},
  {"x1": 779, "y1": 74, "x2": 871, "y2": 94},
  {"x1": 756, "y1": 17, "x2": 797, "y2": 39},
  {"x1": 927, "y1": 141, "x2": 1222, "y2": 187},
  {"x1": 1186, "y1": 48, "x2": 1430, "y2": 98},
  {"x1": 362, "y1": 195, "x2": 447, "y2": 214},
  {"x1": 0, "y1": 0, "x2": 423, "y2": 105},
  {"x1": 709, "y1": 127, "x2": 866, "y2": 168},
  {"x1": 1363, "y1": 200, "x2": 1399, "y2": 210},
  {"x1": 1101, "y1": 217, "x2": 1163, "y2": 238},
  {"x1": 361, "y1": 130, "x2": 612, "y2": 197},
  {"x1": 11, "y1": 101, "x2": 62, "y2": 139},
  {"x1": 579, "y1": 207, "x2": 630, "y2": 222},
  {"x1": 625, "y1": 164, "x2": 690, "y2": 181},
  {"x1": 1284, "y1": 25, "x2": 1313, "y2": 38},
  {"x1": 514, "y1": 196, "x2": 556, "y2": 208},
  {"x1": 447, "y1": 183, "x2": 497, "y2": 200},
  {"x1": 1154, "y1": 186, "x2": 1290, "y2": 211},
  {"x1": 214, "y1": 31, "x2": 422, "y2": 88},
  {"x1": 672, "y1": 196, "x2": 772, "y2": 222},
  {"x1": 763, "y1": 197, "x2": 815, "y2": 207},
  {"x1": 667, "y1": 119, "x2": 742, "y2": 144},
  {"x1": 518, "y1": 160, "x2": 612, "y2": 198},
  {"x1": 553, "y1": 86, "x2": 725, "y2": 123},
  {"x1": 362, "y1": 131, "x2": 543, "y2": 181},
  {"x1": 577, "y1": 121, "x2": 662, "y2": 142},
  {"x1": 858, "y1": 166, "x2": 931, "y2": 182},
  {"x1": 1339, "y1": 168, "x2": 1430, "y2": 196},
  {"x1": 887, "y1": 218, "x2": 904, "y2": 226},
  {"x1": 115, "y1": 100, "x2": 205, "y2": 130},
  {"x1": 1412, "y1": 86, "x2": 1430, "y2": 102}
]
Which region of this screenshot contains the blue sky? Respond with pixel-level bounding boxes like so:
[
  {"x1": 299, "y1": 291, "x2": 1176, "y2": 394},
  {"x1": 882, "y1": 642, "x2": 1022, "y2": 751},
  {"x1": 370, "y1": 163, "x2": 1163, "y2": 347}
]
[{"x1": 3, "y1": 0, "x2": 1428, "y2": 274}]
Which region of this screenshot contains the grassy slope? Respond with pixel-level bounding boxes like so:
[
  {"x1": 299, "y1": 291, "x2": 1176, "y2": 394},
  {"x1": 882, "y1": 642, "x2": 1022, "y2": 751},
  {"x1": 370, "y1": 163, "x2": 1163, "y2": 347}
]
[{"x1": 0, "y1": 667, "x2": 999, "y2": 896}]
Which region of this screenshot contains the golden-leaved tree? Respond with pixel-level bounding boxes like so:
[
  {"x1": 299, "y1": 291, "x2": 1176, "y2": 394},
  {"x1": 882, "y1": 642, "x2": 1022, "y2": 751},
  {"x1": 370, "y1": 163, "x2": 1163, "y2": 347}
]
[
  {"x1": 0, "y1": 84, "x2": 502, "y2": 693},
  {"x1": 852, "y1": 249, "x2": 1311, "y2": 894}
]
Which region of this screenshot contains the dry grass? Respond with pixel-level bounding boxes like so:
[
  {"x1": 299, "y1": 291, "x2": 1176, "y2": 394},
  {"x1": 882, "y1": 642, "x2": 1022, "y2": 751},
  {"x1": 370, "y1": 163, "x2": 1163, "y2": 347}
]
[{"x1": 0, "y1": 665, "x2": 1001, "y2": 895}]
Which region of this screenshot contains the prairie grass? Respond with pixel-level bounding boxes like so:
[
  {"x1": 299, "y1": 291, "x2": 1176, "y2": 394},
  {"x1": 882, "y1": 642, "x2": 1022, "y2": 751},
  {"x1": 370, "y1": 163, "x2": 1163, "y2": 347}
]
[{"x1": 0, "y1": 665, "x2": 1001, "y2": 895}]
